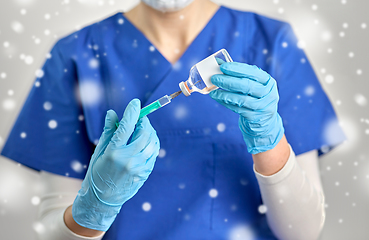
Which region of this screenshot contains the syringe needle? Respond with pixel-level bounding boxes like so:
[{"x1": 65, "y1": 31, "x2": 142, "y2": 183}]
[{"x1": 170, "y1": 90, "x2": 182, "y2": 100}]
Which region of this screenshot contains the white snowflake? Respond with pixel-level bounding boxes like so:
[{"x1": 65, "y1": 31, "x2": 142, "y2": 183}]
[
  {"x1": 3, "y1": 99, "x2": 16, "y2": 110},
  {"x1": 174, "y1": 105, "x2": 188, "y2": 119},
  {"x1": 304, "y1": 85, "x2": 315, "y2": 96},
  {"x1": 325, "y1": 75, "x2": 334, "y2": 84},
  {"x1": 158, "y1": 149, "x2": 166, "y2": 158},
  {"x1": 48, "y1": 120, "x2": 58, "y2": 129},
  {"x1": 31, "y1": 196, "x2": 40, "y2": 205},
  {"x1": 240, "y1": 179, "x2": 248, "y2": 185},
  {"x1": 229, "y1": 224, "x2": 255, "y2": 240},
  {"x1": 35, "y1": 69, "x2": 44, "y2": 78},
  {"x1": 258, "y1": 205, "x2": 267, "y2": 214},
  {"x1": 297, "y1": 40, "x2": 306, "y2": 49},
  {"x1": 217, "y1": 123, "x2": 226, "y2": 132},
  {"x1": 20, "y1": 132, "x2": 27, "y2": 138},
  {"x1": 209, "y1": 189, "x2": 218, "y2": 198},
  {"x1": 33, "y1": 222, "x2": 45, "y2": 234},
  {"x1": 89, "y1": 58, "x2": 99, "y2": 69},
  {"x1": 354, "y1": 94, "x2": 367, "y2": 106},
  {"x1": 71, "y1": 160, "x2": 83, "y2": 173},
  {"x1": 79, "y1": 81, "x2": 103, "y2": 106},
  {"x1": 11, "y1": 21, "x2": 24, "y2": 33},
  {"x1": 142, "y1": 202, "x2": 151, "y2": 211},
  {"x1": 43, "y1": 101, "x2": 52, "y2": 111},
  {"x1": 25, "y1": 55, "x2": 34, "y2": 65},
  {"x1": 132, "y1": 39, "x2": 138, "y2": 48}
]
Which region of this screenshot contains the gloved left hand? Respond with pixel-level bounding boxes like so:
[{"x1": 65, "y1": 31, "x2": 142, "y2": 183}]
[
  {"x1": 209, "y1": 62, "x2": 284, "y2": 154},
  {"x1": 72, "y1": 99, "x2": 160, "y2": 231}
]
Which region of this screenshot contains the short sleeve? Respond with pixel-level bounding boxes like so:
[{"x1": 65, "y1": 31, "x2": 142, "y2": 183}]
[
  {"x1": 1, "y1": 41, "x2": 94, "y2": 179},
  {"x1": 248, "y1": 15, "x2": 346, "y2": 155}
]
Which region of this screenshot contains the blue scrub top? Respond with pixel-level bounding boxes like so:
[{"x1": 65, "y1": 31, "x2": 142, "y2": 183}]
[{"x1": 2, "y1": 6, "x2": 345, "y2": 240}]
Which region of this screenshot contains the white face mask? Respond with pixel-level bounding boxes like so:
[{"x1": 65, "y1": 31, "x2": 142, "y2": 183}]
[{"x1": 142, "y1": 0, "x2": 194, "y2": 12}]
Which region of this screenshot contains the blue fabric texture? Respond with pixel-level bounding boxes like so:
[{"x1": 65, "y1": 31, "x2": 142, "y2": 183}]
[{"x1": 1, "y1": 6, "x2": 345, "y2": 239}]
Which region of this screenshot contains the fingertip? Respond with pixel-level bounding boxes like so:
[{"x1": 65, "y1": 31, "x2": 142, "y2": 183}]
[
  {"x1": 209, "y1": 89, "x2": 219, "y2": 99},
  {"x1": 210, "y1": 75, "x2": 221, "y2": 85},
  {"x1": 104, "y1": 109, "x2": 119, "y2": 129},
  {"x1": 215, "y1": 57, "x2": 226, "y2": 65},
  {"x1": 106, "y1": 109, "x2": 118, "y2": 120},
  {"x1": 219, "y1": 62, "x2": 231, "y2": 72},
  {"x1": 130, "y1": 98, "x2": 141, "y2": 109}
]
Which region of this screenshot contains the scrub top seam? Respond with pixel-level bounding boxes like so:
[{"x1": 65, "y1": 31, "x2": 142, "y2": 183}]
[{"x1": 94, "y1": 22, "x2": 114, "y2": 111}]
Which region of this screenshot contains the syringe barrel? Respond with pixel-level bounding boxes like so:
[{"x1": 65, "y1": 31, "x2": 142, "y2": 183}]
[
  {"x1": 115, "y1": 95, "x2": 172, "y2": 128},
  {"x1": 157, "y1": 95, "x2": 171, "y2": 107}
]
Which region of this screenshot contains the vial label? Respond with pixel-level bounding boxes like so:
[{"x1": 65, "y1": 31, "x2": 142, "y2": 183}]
[{"x1": 196, "y1": 55, "x2": 222, "y2": 89}]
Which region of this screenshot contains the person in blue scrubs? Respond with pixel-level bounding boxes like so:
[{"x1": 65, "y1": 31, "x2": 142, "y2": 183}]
[{"x1": 1, "y1": 0, "x2": 345, "y2": 239}]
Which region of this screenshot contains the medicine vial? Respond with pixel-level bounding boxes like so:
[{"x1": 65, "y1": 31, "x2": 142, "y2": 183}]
[{"x1": 179, "y1": 49, "x2": 233, "y2": 96}]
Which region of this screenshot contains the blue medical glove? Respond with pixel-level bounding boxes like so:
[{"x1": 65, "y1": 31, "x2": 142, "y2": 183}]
[
  {"x1": 72, "y1": 99, "x2": 160, "y2": 231},
  {"x1": 209, "y1": 62, "x2": 284, "y2": 154}
]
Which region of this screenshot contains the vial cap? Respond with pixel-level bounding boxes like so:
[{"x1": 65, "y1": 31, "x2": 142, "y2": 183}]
[{"x1": 179, "y1": 81, "x2": 191, "y2": 96}]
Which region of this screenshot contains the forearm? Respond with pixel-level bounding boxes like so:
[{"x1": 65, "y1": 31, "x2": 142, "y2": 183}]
[
  {"x1": 253, "y1": 145, "x2": 325, "y2": 240},
  {"x1": 252, "y1": 134, "x2": 290, "y2": 176},
  {"x1": 37, "y1": 206, "x2": 104, "y2": 240},
  {"x1": 64, "y1": 205, "x2": 104, "y2": 238}
]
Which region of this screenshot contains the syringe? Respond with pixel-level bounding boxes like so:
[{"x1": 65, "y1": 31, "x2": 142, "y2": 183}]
[
  {"x1": 139, "y1": 91, "x2": 182, "y2": 118},
  {"x1": 116, "y1": 91, "x2": 182, "y2": 128}
]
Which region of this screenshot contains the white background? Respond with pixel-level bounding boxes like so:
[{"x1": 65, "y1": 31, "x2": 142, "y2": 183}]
[{"x1": 0, "y1": 0, "x2": 368, "y2": 239}]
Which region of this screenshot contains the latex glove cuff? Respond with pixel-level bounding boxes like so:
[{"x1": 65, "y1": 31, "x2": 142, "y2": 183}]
[
  {"x1": 72, "y1": 185, "x2": 121, "y2": 232},
  {"x1": 239, "y1": 113, "x2": 285, "y2": 154}
]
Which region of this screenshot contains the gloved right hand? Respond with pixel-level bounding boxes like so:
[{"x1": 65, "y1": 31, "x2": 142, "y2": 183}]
[{"x1": 72, "y1": 99, "x2": 160, "y2": 231}]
